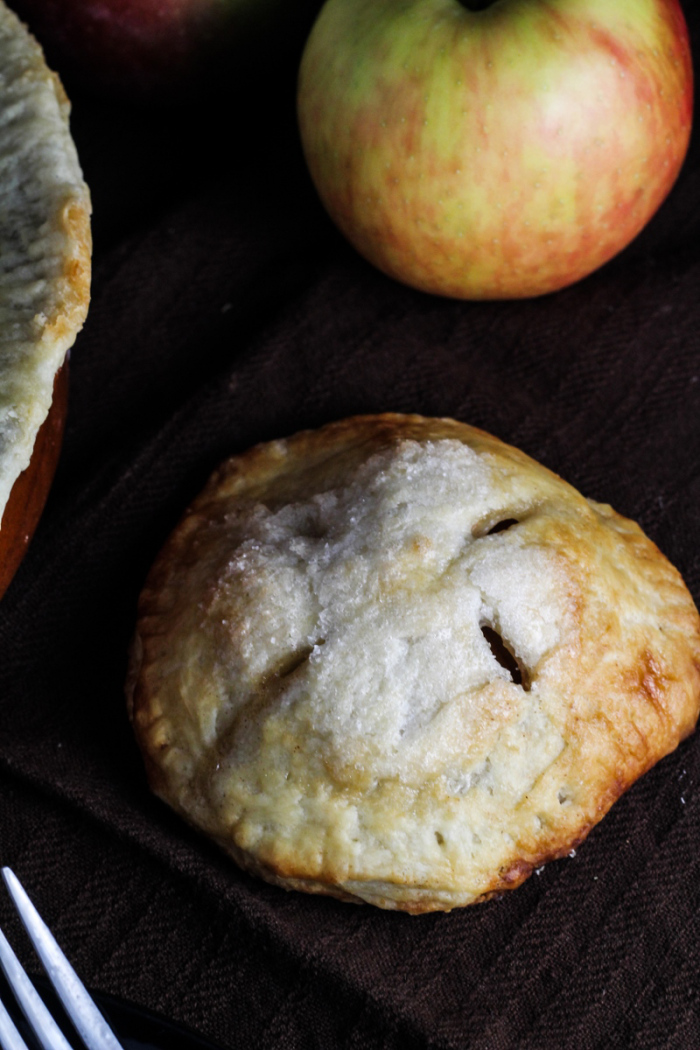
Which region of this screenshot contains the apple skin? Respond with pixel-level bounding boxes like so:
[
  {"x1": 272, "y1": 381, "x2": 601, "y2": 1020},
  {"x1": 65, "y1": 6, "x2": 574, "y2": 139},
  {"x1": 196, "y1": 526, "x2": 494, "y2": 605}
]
[
  {"x1": 8, "y1": 0, "x2": 321, "y2": 101},
  {"x1": 297, "y1": 0, "x2": 693, "y2": 299}
]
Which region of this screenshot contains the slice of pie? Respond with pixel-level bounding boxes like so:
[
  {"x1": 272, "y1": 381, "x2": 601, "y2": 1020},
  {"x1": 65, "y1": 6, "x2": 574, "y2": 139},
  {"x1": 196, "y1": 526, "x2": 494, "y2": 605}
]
[{"x1": 0, "y1": 1, "x2": 91, "y2": 532}]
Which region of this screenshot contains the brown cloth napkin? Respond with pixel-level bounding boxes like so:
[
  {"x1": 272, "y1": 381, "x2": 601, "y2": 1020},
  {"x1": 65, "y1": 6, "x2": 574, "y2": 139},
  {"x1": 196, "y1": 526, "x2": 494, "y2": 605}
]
[{"x1": 1, "y1": 9, "x2": 700, "y2": 1048}]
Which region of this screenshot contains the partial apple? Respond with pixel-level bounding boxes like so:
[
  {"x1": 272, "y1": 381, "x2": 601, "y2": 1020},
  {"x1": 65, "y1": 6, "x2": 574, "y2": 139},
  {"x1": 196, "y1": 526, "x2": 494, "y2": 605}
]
[
  {"x1": 298, "y1": 0, "x2": 693, "y2": 299},
  {"x1": 9, "y1": 0, "x2": 322, "y2": 102}
]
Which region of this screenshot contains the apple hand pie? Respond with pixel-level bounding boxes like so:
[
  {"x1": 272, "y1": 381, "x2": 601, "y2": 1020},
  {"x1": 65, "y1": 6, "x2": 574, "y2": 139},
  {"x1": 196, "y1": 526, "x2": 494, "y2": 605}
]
[
  {"x1": 127, "y1": 414, "x2": 700, "y2": 912},
  {"x1": 0, "y1": 1, "x2": 91, "y2": 529}
]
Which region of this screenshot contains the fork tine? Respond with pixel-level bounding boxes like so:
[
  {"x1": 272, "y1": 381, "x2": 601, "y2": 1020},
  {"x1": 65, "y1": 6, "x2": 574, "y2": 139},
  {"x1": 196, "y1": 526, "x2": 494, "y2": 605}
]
[
  {"x1": 0, "y1": 996, "x2": 31, "y2": 1050},
  {"x1": 0, "y1": 925, "x2": 72, "y2": 1050},
  {"x1": 1, "y1": 869, "x2": 122, "y2": 1050}
]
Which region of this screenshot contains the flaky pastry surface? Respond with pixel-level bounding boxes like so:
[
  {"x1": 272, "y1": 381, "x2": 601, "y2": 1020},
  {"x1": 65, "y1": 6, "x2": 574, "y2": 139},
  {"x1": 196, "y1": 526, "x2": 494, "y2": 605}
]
[
  {"x1": 0, "y1": 2, "x2": 91, "y2": 526},
  {"x1": 127, "y1": 414, "x2": 700, "y2": 911}
]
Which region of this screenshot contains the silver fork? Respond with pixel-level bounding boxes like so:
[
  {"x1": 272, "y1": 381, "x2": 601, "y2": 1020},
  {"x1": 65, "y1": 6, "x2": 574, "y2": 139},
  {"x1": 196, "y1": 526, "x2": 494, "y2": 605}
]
[{"x1": 0, "y1": 867, "x2": 122, "y2": 1050}]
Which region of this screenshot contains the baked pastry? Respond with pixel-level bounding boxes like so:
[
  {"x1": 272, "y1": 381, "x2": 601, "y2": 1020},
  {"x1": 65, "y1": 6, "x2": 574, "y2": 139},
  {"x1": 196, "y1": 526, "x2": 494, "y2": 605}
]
[
  {"x1": 127, "y1": 414, "x2": 700, "y2": 912},
  {"x1": 0, "y1": 2, "x2": 91, "y2": 531}
]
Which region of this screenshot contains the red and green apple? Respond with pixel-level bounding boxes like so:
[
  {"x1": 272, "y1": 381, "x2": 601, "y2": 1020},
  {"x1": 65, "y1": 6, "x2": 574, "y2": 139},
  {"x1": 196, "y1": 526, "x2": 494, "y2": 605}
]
[{"x1": 298, "y1": 0, "x2": 693, "y2": 299}]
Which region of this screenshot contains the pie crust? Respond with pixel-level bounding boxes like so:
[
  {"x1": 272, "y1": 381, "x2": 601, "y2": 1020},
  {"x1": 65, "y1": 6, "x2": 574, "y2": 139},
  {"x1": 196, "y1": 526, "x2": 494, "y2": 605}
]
[
  {"x1": 127, "y1": 414, "x2": 700, "y2": 911},
  {"x1": 0, "y1": 2, "x2": 91, "y2": 535}
]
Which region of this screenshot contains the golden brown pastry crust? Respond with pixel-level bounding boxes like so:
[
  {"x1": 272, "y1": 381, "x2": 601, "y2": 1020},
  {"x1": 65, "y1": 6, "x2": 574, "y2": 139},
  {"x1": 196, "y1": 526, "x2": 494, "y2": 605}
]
[
  {"x1": 0, "y1": 2, "x2": 91, "y2": 528},
  {"x1": 127, "y1": 414, "x2": 700, "y2": 912}
]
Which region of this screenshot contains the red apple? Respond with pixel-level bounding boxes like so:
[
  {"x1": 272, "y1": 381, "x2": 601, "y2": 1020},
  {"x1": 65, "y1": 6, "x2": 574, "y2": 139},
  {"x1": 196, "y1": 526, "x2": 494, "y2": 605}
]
[
  {"x1": 8, "y1": 0, "x2": 321, "y2": 101},
  {"x1": 298, "y1": 0, "x2": 693, "y2": 299}
]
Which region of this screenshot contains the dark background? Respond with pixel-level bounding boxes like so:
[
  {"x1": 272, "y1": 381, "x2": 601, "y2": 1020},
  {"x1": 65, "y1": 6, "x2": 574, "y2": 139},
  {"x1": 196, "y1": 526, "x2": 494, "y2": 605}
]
[{"x1": 1, "y1": 2, "x2": 700, "y2": 1047}]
